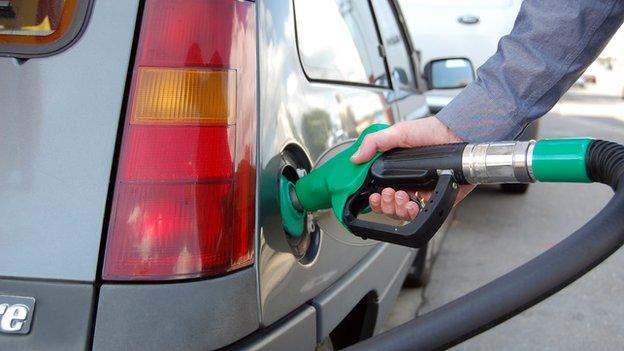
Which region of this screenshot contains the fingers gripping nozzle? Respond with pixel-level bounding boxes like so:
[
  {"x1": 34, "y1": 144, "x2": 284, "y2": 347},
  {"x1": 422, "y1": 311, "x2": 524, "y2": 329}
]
[
  {"x1": 342, "y1": 142, "x2": 468, "y2": 248},
  {"x1": 344, "y1": 171, "x2": 459, "y2": 248}
]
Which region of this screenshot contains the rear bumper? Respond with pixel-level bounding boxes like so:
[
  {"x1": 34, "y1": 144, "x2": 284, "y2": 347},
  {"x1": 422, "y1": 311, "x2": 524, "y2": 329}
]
[
  {"x1": 1, "y1": 244, "x2": 413, "y2": 351},
  {"x1": 0, "y1": 278, "x2": 94, "y2": 351},
  {"x1": 92, "y1": 268, "x2": 259, "y2": 351}
]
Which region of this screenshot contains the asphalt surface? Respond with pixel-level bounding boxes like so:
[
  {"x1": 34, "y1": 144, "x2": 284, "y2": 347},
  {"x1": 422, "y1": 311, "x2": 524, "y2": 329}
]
[{"x1": 385, "y1": 88, "x2": 624, "y2": 350}]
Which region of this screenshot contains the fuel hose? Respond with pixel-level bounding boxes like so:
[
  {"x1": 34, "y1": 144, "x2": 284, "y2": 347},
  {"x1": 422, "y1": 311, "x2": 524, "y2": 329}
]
[{"x1": 346, "y1": 140, "x2": 624, "y2": 350}]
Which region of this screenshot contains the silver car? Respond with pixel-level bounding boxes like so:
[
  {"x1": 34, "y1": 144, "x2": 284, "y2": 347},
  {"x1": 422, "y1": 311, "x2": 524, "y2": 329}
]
[{"x1": 0, "y1": 0, "x2": 435, "y2": 350}]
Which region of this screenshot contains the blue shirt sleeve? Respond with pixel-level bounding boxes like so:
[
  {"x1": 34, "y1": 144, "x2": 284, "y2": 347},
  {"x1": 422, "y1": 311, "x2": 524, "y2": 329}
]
[{"x1": 436, "y1": 0, "x2": 624, "y2": 142}]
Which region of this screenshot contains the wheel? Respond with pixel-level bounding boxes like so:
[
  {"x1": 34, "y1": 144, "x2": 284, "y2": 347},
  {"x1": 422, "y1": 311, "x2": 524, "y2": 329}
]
[
  {"x1": 500, "y1": 183, "x2": 529, "y2": 194},
  {"x1": 403, "y1": 242, "x2": 433, "y2": 287}
]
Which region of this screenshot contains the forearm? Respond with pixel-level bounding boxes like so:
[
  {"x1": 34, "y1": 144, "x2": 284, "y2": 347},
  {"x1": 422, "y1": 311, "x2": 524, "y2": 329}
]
[{"x1": 437, "y1": 0, "x2": 624, "y2": 142}]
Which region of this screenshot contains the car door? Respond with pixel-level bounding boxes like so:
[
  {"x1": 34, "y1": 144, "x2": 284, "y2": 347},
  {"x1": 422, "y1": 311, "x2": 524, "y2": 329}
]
[{"x1": 371, "y1": 0, "x2": 429, "y2": 121}]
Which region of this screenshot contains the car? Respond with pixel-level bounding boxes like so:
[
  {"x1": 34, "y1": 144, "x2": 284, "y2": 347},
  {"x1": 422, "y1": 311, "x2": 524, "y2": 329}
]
[
  {"x1": 0, "y1": 0, "x2": 449, "y2": 350},
  {"x1": 400, "y1": 0, "x2": 522, "y2": 74},
  {"x1": 400, "y1": 0, "x2": 539, "y2": 194}
]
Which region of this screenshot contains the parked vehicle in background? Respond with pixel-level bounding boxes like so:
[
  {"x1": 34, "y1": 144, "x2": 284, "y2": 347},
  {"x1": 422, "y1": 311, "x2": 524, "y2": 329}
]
[
  {"x1": 400, "y1": 0, "x2": 521, "y2": 74},
  {"x1": 399, "y1": 0, "x2": 521, "y2": 113},
  {"x1": 400, "y1": 0, "x2": 538, "y2": 193},
  {"x1": 0, "y1": 0, "x2": 444, "y2": 350}
]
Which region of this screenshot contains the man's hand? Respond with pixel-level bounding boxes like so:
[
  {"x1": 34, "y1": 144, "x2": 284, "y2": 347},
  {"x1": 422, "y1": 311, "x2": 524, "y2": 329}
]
[{"x1": 351, "y1": 116, "x2": 475, "y2": 221}]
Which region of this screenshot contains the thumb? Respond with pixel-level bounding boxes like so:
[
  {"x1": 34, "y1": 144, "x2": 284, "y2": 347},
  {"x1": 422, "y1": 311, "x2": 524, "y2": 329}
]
[
  {"x1": 350, "y1": 137, "x2": 377, "y2": 164},
  {"x1": 350, "y1": 128, "x2": 398, "y2": 164}
]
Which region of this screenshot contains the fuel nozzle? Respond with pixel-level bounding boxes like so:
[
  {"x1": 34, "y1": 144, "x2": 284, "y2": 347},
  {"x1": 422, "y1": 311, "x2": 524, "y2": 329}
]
[{"x1": 281, "y1": 122, "x2": 593, "y2": 248}]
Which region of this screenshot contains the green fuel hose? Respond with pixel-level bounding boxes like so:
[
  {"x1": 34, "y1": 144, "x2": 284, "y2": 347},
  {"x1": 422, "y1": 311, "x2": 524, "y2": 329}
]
[{"x1": 344, "y1": 139, "x2": 624, "y2": 350}]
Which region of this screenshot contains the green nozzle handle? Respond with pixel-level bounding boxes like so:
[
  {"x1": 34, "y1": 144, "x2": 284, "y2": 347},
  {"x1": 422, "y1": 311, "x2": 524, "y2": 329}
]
[{"x1": 294, "y1": 124, "x2": 390, "y2": 225}]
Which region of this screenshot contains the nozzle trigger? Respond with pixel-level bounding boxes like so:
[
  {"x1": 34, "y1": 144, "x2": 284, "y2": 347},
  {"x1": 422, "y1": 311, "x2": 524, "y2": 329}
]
[{"x1": 342, "y1": 172, "x2": 459, "y2": 248}]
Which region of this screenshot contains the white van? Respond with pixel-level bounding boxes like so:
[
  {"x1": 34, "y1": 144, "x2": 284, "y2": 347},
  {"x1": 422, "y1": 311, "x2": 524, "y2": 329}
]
[{"x1": 400, "y1": 0, "x2": 538, "y2": 193}]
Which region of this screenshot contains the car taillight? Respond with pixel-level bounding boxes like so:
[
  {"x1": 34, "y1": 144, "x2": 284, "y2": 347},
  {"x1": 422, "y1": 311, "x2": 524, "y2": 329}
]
[{"x1": 103, "y1": 0, "x2": 256, "y2": 281}]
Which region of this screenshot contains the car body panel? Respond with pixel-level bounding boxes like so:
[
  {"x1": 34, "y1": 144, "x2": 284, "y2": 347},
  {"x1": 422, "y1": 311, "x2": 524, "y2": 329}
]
[
  {"x1": 93, "y1": 268, "x2": 259, "y2": 351},
  {"x1": 232, "y1": 306, "x2": 317, "y2": 351},
  {"x1": 257, "y1": 0, "x2": 390, "y2": 326},
  {"x1": 0, "y1": 279, "x2": 93, "y2": 351},
  {"x1": 257, "y1": 0, "x2": 424, "y2": 326},
  {"x1": 0, "y1": 0, "x2": 139, "y2": 281},
  {"x1": 311, "y1": 243, "x2": 413, "y2": 341}
]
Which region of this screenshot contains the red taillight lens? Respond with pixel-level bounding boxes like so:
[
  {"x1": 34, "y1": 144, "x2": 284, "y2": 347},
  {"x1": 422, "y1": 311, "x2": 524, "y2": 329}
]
[{"x1": 103, "y1": 0, "x2": 256, "y2": 281}]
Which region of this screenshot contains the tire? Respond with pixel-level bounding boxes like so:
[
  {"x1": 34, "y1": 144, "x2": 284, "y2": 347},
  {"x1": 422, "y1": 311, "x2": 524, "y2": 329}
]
[
  {"x1": 500, "y1": 183, "x2": 529, "y2": 194},
  {"x1": 403, "y1": 242, "x2": 432, "y2": 287}
]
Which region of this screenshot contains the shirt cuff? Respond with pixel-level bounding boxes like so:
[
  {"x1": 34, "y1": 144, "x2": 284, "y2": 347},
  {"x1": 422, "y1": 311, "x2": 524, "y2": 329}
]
[{"x1": 436, "y1": 82, "x2": 526, "y2": 142}]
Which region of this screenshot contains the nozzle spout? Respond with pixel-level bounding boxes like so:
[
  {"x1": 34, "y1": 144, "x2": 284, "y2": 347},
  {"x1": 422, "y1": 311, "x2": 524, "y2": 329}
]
[{"x1": 289, "y1": 183, "x2": 304, "y2": 212}]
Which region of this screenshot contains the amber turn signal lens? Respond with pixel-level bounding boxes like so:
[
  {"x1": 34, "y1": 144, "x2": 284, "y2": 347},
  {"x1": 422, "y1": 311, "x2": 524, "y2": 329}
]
[{"x1": 131, "y1": 67, "x2": 236, "y2": 125}]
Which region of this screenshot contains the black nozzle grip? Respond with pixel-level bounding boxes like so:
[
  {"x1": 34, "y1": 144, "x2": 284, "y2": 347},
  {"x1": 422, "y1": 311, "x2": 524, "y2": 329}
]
[
  {"x1": 343, "y1": 173, "x2": 459, "y2": 248},
  {"x1": 370, "y1": 143, "x2": 468, "y2": 189}
]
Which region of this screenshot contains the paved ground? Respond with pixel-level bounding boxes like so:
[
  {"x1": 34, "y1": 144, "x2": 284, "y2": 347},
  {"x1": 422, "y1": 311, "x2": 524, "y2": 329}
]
[{"x1": 385, "y1": 85, "x2": 624, "y2": 349}]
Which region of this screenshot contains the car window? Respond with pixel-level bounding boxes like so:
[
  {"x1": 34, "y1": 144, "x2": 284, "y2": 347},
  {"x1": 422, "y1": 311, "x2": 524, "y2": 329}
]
[
  {"x1": 0, "y1": 0, "x2": 92, "y2": 58},
  {"x1": 294, "y1": 0, "x2": 389, "y2": 88},
  {"x1": 371, "y1": 0, "x2": 416, "y2": 91}
]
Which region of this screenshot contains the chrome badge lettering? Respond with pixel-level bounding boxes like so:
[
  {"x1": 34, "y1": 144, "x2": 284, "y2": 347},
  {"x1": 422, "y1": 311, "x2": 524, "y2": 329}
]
[{"x1": 0, "y1": 295, "x2": 35, "y2": 334}]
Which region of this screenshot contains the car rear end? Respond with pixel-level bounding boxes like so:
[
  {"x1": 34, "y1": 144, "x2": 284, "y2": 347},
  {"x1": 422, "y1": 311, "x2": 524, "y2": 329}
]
[
  {"x1": 1, "y1": 1, "x2": 260, "y2": 349},
  {"x1": 1, "y1": 1, "x2": 417, "y2": 350}
]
